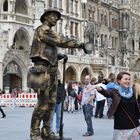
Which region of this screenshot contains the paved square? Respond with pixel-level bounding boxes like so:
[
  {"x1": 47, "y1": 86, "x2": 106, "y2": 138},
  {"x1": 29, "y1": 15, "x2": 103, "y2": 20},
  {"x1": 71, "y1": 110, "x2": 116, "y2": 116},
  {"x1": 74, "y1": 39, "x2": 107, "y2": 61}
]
[{"x1": 0, "y1": 107, "x2": 113, "y2": 140}]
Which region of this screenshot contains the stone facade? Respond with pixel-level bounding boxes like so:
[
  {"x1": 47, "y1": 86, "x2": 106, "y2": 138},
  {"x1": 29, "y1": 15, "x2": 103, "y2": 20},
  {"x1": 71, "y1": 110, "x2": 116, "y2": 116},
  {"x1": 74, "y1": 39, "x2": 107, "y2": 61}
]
[{"x1": 0, "y1": 0, "x2": 140, "y2": 92}]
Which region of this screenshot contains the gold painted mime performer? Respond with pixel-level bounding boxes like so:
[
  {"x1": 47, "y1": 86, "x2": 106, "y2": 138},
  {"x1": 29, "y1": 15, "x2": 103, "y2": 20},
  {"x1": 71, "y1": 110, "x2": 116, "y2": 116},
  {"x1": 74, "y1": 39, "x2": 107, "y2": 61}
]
[{"x1": 28, "y1": 9, "x2": 78, "y2": 140}]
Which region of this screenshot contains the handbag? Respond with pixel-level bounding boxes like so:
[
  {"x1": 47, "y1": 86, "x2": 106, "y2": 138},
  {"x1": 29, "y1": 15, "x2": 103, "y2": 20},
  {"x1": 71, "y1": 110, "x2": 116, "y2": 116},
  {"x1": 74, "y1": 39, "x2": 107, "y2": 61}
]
[
  {"x1": 77, "y1": 93, "x2": 82, "y2": 101},
  {"x1": 121, "y1": 105, "x2": 140, "y2": 136}
]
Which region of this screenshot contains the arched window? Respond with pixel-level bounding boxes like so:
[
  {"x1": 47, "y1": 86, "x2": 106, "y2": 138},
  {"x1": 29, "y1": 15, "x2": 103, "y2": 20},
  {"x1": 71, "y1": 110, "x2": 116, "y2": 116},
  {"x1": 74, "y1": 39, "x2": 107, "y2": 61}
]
[
  {"x1": 48, "y1": 0, "x2": 52, "y2": 7},
  {"x1": 75, "y1": 23, "x2": 78, "y2": 37},
  {"x1": 70, "y1": 0, "x2": 74, "y2": 13},
  {"x1": 101, "y1": 14, "x2": 104, "y2": 25},
  {"x1": 100, "y1": 10, "x2": 104, "y2": 25},
  {"x1": 88, "y1": 6, "x2": 92, "y2": 21},
  {"x1": 75, "y1": 0, "x2": 78, "y2": 15},
  {"x1": 109, "y1": 55, "x2": 115, "y2": 65},
  {"x1": 114, "y1": 19, "x2": 118, "y2": 29},
  {"x1": 139, "y1": 38, "x2": 140, "y2": 50},
  {"x1": 101, "y1": 34, "x2": 104, "y2": 47},
  {"x1": 70, "y1": 21, "x2": 74, "y2": 37},
  {"x1": 100, "y1": 10, "x2": 107, "y2": 26},
  {"x1": 59, "y1": 0, "x2": 62, "y2": 9},
  {"x1": 105, "y1": 35, "x2": 107, "y2": 43},
  {"x1": 15, "y1": 0, "x2": 27, "y2": 15},
  {"x1": 53, "y1": 0, "x2": 57, "y2": 8},
  {"x1": 104, "y1": 11, "x2": 107, "y2": 26},
  {"x1": 3, "y1": 0, "x2": 8, "y2": 12},
  {"x1": 66, "y1": 0, "x2": 69, "y2": 13},
  {"x1": 132, "y1": 39, "x2": 135, "y2": 54},
  {"x1": 91, "y1": 6, "x2": 95, "y2": 21},
  {"x1": 112, "y1": 18, "x2": 114, "y2": 28}
]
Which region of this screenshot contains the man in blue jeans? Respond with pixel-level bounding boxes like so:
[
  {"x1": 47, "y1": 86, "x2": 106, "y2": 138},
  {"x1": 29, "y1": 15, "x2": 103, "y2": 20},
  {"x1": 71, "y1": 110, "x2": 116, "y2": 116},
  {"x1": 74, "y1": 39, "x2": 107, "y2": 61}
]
[
  {"x1": 50, "y1": 80, "x2": 65, "y2": 135},
  {"x1": 81, "y1": 75, "x2": 95, "y2": 137}
]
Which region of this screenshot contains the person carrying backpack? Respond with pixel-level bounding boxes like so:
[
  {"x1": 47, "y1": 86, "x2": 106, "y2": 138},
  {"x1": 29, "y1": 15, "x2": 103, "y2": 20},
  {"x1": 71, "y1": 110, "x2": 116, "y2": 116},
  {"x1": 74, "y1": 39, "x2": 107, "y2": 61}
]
[{"x1": 50, "y1": 80, "x2": 65, "y2": 135}]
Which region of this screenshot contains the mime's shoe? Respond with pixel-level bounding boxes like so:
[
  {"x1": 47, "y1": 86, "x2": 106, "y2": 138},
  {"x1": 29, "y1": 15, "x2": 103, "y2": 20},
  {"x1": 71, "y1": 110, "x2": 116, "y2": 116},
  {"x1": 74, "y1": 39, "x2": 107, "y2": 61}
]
[{"x1": 2, "y1": 114, "x2": 6, "y2": 118}]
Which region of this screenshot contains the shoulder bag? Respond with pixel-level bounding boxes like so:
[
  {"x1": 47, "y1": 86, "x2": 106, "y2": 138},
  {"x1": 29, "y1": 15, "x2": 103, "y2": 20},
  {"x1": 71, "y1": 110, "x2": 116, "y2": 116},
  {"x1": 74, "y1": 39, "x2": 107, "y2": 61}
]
[{"x1": 121, "y1": 102, "x2": 140, "y2": 136}]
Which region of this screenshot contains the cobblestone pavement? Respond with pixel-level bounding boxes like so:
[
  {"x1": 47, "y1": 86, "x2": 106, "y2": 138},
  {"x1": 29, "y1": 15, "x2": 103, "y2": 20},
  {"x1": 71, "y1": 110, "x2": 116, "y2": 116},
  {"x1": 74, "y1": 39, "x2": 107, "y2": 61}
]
[{"x1": 0, "y1": 107, "x2": 113, "y2": 140}]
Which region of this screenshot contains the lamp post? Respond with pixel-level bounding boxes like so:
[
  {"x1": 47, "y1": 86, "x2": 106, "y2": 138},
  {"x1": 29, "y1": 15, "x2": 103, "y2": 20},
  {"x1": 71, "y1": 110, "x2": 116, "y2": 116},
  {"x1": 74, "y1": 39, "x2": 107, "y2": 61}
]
[{"x1": 58, "y1": 54, "x2": 72, "y2": 140}]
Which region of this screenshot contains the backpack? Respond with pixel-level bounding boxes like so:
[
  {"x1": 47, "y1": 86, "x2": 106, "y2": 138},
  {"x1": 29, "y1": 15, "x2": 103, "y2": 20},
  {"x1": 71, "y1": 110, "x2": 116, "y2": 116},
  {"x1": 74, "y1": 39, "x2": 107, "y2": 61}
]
[
  {"x1": 56, "y1": 83, "x2": 65, "y2": 104},
  {"x1": 69, "y1": 89, "x2": 77, "y2": 97}
]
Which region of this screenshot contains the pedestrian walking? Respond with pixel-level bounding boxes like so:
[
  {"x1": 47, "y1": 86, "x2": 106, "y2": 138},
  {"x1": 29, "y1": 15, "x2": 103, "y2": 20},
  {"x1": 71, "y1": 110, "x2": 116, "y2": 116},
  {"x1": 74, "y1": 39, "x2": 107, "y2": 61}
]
[
  {"x1": 0, "y1": 89, "x2": 6, "y2": 118},
  {"x1": 50, "y1": 80, "x2": 65, "y2": 135},
  {"x1": 77, "y1": 82, "x2": 83, "y2": 110},
  {"x1": 74, "y1": 82, "x2": 79, "y2": 111},
  {"x1": 106, "y1": 73, "x2": 116, "y2": 109},
  {"x1": 67, "y1": 82, "x2": 77, "y2": 113},
  {"x1": 94, "y1": 77, "x2": 106, "y2": 118},
  {"x1": 11, "y1": 88, "x2": 17, "y2": 109},
  {"x1": 81, "y1": 75, "x2": 95, "y2": 137}
]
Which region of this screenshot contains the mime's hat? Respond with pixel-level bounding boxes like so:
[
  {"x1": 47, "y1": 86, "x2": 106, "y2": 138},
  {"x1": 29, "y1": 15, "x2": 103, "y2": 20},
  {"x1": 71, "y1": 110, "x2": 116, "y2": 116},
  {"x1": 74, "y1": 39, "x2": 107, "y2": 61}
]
[{"x1": 40, "y1": 8, "x2": 61, "y2": 23}]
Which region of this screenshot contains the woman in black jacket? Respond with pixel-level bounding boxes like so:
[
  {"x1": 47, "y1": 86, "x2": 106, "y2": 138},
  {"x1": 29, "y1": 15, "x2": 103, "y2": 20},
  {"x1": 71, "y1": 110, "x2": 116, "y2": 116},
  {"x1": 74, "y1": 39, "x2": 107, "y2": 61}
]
[{"x1": 96, "y1": 72, "x2": 140, "y2": 140}]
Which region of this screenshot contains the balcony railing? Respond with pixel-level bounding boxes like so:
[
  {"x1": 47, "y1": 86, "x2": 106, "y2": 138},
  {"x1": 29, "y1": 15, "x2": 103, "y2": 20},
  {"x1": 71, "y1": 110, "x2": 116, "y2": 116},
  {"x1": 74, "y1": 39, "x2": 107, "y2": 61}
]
[
  {"x1": 15, "y1": 13, "x2": 32, "y2": 24},
  {"x1": 0, "y1": 13, "x2": 33, "y2": 25},
  {"x1": 67, "y1": 55, "x2": 106, "y2": 66}
]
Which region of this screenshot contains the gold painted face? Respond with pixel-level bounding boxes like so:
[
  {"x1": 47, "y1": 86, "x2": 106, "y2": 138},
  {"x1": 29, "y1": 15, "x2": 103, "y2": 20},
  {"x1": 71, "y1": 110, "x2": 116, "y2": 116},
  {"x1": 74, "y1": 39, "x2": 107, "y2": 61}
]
[{"x1": 44, "y1": 12, "x2": 59, "y2": 27}]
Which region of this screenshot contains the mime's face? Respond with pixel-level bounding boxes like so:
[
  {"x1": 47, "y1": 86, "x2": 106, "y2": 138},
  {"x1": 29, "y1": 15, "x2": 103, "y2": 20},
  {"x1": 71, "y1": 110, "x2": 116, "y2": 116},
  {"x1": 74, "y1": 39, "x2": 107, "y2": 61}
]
[{"x1": 44, "y1": 12, "x2": 59, "y2": 27}]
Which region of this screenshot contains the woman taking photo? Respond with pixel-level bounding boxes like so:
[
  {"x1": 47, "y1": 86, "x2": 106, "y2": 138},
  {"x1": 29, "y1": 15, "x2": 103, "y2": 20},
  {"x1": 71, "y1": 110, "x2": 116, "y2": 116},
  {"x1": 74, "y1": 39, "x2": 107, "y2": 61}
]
[{"x1": 96, "y1": 72, "x2": 140, "y2": 140}]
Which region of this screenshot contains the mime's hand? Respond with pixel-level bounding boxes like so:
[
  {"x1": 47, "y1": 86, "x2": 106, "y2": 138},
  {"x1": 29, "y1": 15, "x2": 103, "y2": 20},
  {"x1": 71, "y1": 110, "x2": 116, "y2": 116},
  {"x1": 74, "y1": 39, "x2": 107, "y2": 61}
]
[{"x1": 66, "y1": 39, "x2": 78, "y2": 48}]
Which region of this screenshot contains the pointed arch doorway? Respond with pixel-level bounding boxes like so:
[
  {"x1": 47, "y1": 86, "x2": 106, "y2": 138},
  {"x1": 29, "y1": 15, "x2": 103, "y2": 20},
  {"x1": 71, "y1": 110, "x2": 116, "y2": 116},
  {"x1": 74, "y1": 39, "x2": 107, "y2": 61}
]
[
  {"x1": 3, "y1": 61, "x2": 22, "y2": 93},
  {"x1": 65, "y1": 67, "x2": 76, "y2": 81}
]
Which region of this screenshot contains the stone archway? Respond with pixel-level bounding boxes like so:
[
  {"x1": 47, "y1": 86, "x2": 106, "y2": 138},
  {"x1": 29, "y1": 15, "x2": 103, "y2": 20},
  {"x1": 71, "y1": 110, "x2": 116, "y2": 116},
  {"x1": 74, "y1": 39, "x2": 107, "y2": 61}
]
[
  {"x1": 135, "y1": 58, "x2": 140, "y2": 70},
  {"x1": 65, "y1": 66, "x2": 77, "y2": 81},
  {"x1": 3, "y1": 49, "x2": 30, "y2": 92},
  {"x1": 81, "y1": 68, "x2": 90, "y2": 83},
  {"x1": 11, "y1": 27, "x2": 29, "y2": 51},
  {"x1": 2, "y1": 51, "x2": 28, "y2": 92},
  {"x1": 98, "y1": 71, "x2": 104, "y2": 78},
  {"x1": 2, "y1": 27, "x2": 30, "y2": 92},
  {"x1": 3, "y1": 61, "x2": 22, "y2": 93}
]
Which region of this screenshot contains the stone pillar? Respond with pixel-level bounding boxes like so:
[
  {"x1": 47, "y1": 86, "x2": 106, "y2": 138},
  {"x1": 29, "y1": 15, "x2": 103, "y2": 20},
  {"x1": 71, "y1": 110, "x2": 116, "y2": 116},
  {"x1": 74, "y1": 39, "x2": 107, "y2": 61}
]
[
  {"x1": 0, "y1": 62, "x2": 3, "y2": 90},
  {"x1": 22, "y1": 72, "x2": 28, "y2": 92},
  {"x1": 77, "y1": 67, "x2": 81, "y2": 82}
]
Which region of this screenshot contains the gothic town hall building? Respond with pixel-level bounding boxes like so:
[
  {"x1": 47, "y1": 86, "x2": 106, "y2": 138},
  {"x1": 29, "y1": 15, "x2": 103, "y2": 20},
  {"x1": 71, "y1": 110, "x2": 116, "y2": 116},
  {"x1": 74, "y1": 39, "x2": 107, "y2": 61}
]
[{"x1": 0, "y1": 0, "x2": 140, "y2": 93}]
